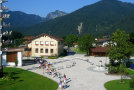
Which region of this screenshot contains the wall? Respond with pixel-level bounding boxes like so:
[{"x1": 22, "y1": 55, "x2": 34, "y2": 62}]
[
  {"x1": 2, "y1": 52, "x2": 22, "y2": 66},
  {"x1": 58, "y1": 41, "x2": 64, "y2": 55},
  {"x1": 17, "y1": 52, "x2": 22, "y2": 66},
  {"x1": 2, "y1": 53, "x2": 7, "y2": 66},
  {"x1": 28, "y1": 36, "x2": 64, "y2": 57}
]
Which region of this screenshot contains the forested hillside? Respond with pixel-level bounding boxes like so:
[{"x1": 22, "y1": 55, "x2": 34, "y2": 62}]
[{"x1": 16, "y1": 0, "x2": 134, "y2": 36}]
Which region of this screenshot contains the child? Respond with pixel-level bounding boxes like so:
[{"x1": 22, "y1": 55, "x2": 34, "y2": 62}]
[
  {"x1": 63, "y1": 77, "x2": 66, "y2": 84},
  {"x1": 59, "y1": 81, "x2": 62, "y2": 89},
  {"x1": 62, "y1": 81, "x2": 65, "y2": 89},
  {"x1": 54, "y1": 69, "x2": 57, "y2": 77},
  {"x1": 64, "y1": 74, "x2": 66, "y2": 78},
  {"x1": 58, "y1": 77, "x2": 61, "y2": 83}
]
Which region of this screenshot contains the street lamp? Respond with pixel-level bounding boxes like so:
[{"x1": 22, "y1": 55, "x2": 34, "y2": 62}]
[{"x1": 0, "y1": 0, "x2": 9, "y2": 78}]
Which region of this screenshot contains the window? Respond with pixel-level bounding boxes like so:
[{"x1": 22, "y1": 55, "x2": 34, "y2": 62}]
[
  {"x1": 35, "y1": 41, "x2": 39, "y2": 45},
  {"x1": 40, "y1": 48, "x2": 43, "y2": 53},
  {"x1": 40, "y1": 41, "x2": 44, "y2": 45},
  {"x1": 45, "y1": 41, "x2": 49, "y2": 45},
  {"x1": 50, "y1": 49, "x2": 53, "y2": 53},
  {"x1": 50, "y1": 41, "x2": 54, "y2": 46},
  {"x1": 35, "y1": 48, "x2": 38, "y2": 53},
  {"x1": 45, "y1": 49, "x2": 48, "y2": 53}
]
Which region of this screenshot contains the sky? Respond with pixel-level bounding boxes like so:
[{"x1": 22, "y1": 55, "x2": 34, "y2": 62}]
[{"x1": 6, "y1": 0, "x2": 134, "y2": 17}]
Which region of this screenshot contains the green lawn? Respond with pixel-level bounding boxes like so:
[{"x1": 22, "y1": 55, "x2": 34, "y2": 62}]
[
  {"x1": 105, "y1": 68, "x2": 134, "y2": 90},
  {"x1": 0, "y1": 67, "x2": 58, "y2": 90},
  {"x1": 105, "y1": 79, "x2": 134, "y2": 90},
  {"x1": 126, "y1": 68, "x2": 134, "y2": 75},
  {"x1": 71, "y1": 47, "x2": 86, "y2": 54}
]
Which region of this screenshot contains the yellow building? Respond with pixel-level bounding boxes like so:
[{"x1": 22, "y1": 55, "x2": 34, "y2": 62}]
[{"x1": 28, "y1": 33, "x2": 64, "y2": 57}]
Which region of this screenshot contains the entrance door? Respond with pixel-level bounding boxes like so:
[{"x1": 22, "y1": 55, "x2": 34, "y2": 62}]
[{"x1": 7, "y1": 52, "x2": 17, "y2": 62}]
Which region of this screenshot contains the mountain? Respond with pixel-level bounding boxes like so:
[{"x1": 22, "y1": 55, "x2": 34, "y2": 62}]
[
  {"x1": 45, "y1": 10, "x2": 67, "y2": 21},
  {"x1": 3, "y1": 11, "x2": 43, "y2": 28},
  {"x1": 21, "y1": 0, "x2": 134, "y2": 36},
  {"x1": 114, "y1": 13, "x2": 134, "y2": 32}
]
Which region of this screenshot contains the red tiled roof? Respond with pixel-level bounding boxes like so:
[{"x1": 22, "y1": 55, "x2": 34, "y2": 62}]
[
  {"x1": 24, "y1": 36, "x2": 35, "y2": 40},
  {"x1": 33, "y1": 33, "x2": 64, "y2": 41},
  {"x1": 90, "y1": 46, "x2": 108, "y2": 53},
  {"x1": 24, "y1": 33, "x2": 64, "y2": 44},
  {"x1": 73, "y1": 42, "x2": 78, "y2": 45},
  {"x1": 23, "y1": 41, "x2": 31, "y2": 44},
  {"x1": 96, "y1": 38, "x2": 110, "y2": 43}
]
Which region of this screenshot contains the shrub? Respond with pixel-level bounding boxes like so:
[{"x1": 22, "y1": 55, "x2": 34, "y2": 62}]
[
  {"x1": 110, "y1": 59, "x2": 115, "y2": 66},
  {"x1": 108, "y1": 66, "x2": 120, "y2": 74},
  {"x1": 41, "y1": 56, "x2": 44, "y2": 59},
  {"x1": 15, "y1": 58, "x2": 18, "y2": 66},
  {"x1": 2, "y1": 72, "x2": 14, "y2": 81},
  {"x1": 47, "y1": 56, "x2": 57, "y2": 59},
  {"x1": 106, "y1": 64, "x2": 110, "y2": 67},
  {"x1": 130, "y1": 79, "x2": 134, "y2": 88}
]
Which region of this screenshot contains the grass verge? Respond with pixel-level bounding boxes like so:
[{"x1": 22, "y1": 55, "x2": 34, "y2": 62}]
[
  {"x1": 104, "y1": 79, "x2": 134, "y2": 90},
  {"x1": 0, "y1": 67, "x2": 58, "y2": 90}
]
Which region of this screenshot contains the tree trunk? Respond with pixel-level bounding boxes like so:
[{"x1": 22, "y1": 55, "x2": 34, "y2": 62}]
[{"x1": 121, "y1": 74, "x2": 123, "y2": 83}]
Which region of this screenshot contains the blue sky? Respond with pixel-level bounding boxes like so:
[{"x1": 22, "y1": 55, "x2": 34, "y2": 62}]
[{"x1": 6, "y1": 0, "x2": 134, "y2": 17}]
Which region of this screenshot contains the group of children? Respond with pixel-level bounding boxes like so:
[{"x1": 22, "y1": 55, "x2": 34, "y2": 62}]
[
  {"x1": 39, "y1": 59, "x2": 67, "y2": 89},
  {"x1": 58, "y1": 74, "x2": 67, "y2": 89},
  {"x1": 58, "y1": 74, "x2": 66, "y2": 89}
]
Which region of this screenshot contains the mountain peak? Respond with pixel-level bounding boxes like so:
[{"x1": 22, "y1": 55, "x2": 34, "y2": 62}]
[
  {"x1": 45, "y1": 10, "x2": 67, "y2": 21},
  {"x1": 55, "y1": 10, "x2": 61, "y2": 12},
  {"x1": 102, "y1": 0, "x2": 118, "y2": 1},
  {"x1": 100, "y1": 0, "x2": 122, "y2": 3},
  {"x1": 101, "y1": 0, "x2": 118, "y2": 1}
]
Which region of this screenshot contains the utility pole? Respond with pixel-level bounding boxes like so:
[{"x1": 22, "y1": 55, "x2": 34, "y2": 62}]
[{"x1": 0, "y1": 0, "x2": 9, "y2": 78}]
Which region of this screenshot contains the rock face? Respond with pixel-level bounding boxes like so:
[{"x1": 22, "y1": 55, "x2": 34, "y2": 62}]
[{"x1": 45, "y1": 10, "x2": 67, "y2": 21}]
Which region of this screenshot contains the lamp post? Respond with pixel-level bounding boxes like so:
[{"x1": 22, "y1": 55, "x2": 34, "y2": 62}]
[{"x1": 0, "y1": 0, "x2": 8, "y2": 78}]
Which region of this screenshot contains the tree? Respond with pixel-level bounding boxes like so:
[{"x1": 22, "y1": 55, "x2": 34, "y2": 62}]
[
  {"x1": 78, "y1": 34, "x2": 94, "y2": 55},
  {"x1": 9, "y1": 30, "x2": 23, "y2": 40},
  {"x1": 130, "y1": 31, "x2": 134, "y2": 39},
  {"x1": 108, "y1": 30, "x2": 134, "y2": 82},
  {"x1": 119, "y1": 62, "x2": 127, "y2": 83},
  {"x1": 130, "y1": 31, "x2": 134, "y2": 44},
  {"x1": 65, "y1": 34, "x2": 78, "y2": 47},
  {"x1": 108, "y1": 30, "x2": 134, "y2": 63}
]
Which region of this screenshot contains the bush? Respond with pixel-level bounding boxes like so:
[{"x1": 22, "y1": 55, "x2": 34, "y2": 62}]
[
  {"x1": 110, "y1": 59, "x2": 115, "y2": 66},
  {"x1": 47, "y1": 56, "x2": 57, "y2": 59},
  {"x1": 106, "y1": 64, "x2": 110, "y2": 67},
  {"x1": 130, "y1": 79, "x2": 134, "y2": 88},
  {"x1": 108, "y1": 66, "x2": 120, "y2": 74},
  {"x1": 2, "y1": 72, "x2": 14, "y2": 81},
  {"x1": 15, "y1": 58, "x2": 18, "y2": 66}
]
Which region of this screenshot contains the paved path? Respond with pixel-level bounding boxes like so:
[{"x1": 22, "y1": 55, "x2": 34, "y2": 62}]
[{"x1": 21, "y1": 54, "x2": 122, "y2": 90}]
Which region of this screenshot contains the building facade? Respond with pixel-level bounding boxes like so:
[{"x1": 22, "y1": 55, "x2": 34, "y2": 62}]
[
  {"x1": 90, "y1": 46, "x2": 108, "y2": 56},
  {"x1": 2, "y1": 48, "x2": 23, "y2": 66},
  {"x1": 28, "y1": 34, "x2": 64, "y2": 57}
]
